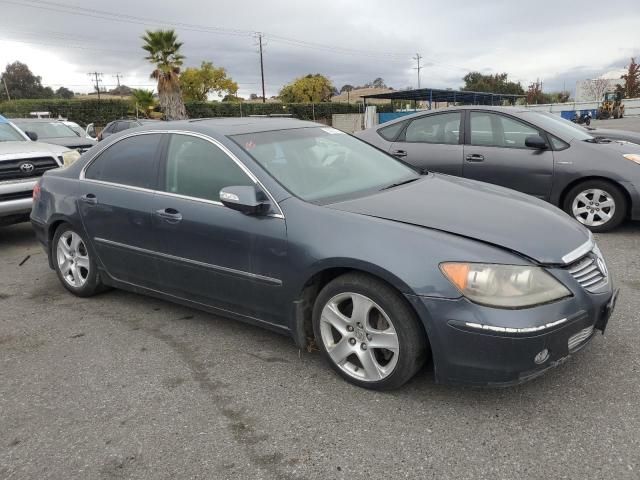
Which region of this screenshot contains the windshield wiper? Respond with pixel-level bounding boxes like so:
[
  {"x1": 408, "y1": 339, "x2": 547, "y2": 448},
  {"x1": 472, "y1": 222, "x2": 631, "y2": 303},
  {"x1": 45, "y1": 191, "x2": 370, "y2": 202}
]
[
  {"x1": 380, "y1": 177, "x2": 419, "y2": 191},
  {"x1": 584, "y1": 136, "x2": 612, "y2": 144}
]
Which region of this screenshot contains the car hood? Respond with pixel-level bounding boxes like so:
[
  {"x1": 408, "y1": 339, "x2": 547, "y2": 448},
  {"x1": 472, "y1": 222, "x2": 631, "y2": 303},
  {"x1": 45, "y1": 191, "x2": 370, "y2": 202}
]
[
  {"x1": 35, "y1": 137, "x2": 96, "y2": 149},
  {"x1": 588, "y1": 128, "x2": 640, "y2": 144},
  {"x1": 328, "y1": 174, "x2": 590, "y2": 265},
  {"x1": 0, "y1": 140, "x2": 68, "y2": 158}
]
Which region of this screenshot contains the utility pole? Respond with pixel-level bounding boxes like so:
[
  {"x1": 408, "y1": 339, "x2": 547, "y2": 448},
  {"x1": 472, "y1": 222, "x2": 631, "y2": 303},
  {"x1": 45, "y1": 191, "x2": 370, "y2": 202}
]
[
  {"x1": 88, "y1": 72, "x2": 103, "y2": 100},
  {"x1": 113, "y1": 73, "x2": 123, "y2": 88},
  {"x1": 258, "y1": 33, "x2": 266, "y2": 103},
  {"x1": 2, "y1": 77, "x2": 10, "y2": 101},
  {"x1": 413, "y1": 53, "x2": 423, "y2": 89}
]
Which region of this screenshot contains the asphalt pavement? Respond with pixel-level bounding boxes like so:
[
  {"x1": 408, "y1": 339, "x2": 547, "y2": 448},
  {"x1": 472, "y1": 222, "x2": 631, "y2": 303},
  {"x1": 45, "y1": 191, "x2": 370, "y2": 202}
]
[{"x1": 1, "y1": 221, "x2": 639, "y2": 480}]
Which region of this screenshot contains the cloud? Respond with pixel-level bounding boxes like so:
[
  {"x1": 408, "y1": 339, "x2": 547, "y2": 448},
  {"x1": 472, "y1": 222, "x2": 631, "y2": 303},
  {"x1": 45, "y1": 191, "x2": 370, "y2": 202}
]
[{"x1": 0, "y1": 0, "x2": 638, "y2": 98}]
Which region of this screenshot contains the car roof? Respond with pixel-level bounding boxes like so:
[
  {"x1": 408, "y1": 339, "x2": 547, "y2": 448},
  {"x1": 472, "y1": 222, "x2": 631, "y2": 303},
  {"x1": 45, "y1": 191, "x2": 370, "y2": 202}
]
[
  {"x1": 9, "y1": 118, "x2": 59, "y2": 123},
  {"x1": 135, "y1": 117, "x2": 322, "y2": 136}
]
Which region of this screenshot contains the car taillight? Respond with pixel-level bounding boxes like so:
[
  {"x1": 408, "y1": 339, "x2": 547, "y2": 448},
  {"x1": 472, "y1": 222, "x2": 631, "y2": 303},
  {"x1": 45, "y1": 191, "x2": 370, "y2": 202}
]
[{"x1": 33, "y1": 181, "x2": 41, "y2": 200}]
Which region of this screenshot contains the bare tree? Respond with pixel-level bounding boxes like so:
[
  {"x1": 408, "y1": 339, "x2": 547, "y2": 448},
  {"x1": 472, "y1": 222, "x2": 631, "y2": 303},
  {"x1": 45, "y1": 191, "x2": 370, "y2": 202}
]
[{"x1": 584, "y1": 78, "x2": 610, "y2": 101}]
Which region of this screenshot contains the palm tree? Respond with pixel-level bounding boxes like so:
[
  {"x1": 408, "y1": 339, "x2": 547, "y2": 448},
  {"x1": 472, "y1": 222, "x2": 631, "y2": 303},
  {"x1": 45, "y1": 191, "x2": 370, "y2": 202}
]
[
  {"x1": 131, "y1": 89, "x2": 156, "y2": 118},
  {"x1": 141, "y1": 29, "x2": 187, "y2": 120}
]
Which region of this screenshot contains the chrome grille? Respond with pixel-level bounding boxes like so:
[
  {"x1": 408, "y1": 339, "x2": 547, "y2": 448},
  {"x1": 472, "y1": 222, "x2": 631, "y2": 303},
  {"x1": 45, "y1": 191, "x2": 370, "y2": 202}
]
[
  {"x1": 568, "y1": 325, "x2": 594, "y2": 350},
  {"x1": 0, "y1": 156, "x2": 59, "y2": 181},
  {"x1": 566, "y1": 250, "x2": 608, "y2": 293}
]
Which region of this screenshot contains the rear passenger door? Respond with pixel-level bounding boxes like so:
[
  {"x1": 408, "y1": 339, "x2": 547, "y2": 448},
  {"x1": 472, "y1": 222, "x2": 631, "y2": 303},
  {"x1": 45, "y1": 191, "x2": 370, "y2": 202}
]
[
  {"x1": 79, "y1": 133, "x2": 163, "y2": 287},
  {"x1": 389, "y1": 111, "x2": 464, "y2": 175},
  {"x1": 463, "y1": 111, "x2": 554, "y2": 200}
]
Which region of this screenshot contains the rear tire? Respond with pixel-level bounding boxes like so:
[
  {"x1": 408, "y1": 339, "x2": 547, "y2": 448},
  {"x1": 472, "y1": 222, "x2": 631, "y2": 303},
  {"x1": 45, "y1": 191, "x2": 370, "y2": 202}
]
[
  {"x1": 312, "y1": 273, "x2": 428, "y2": 390},
  {"x1": 52, "y1": 223, "x2": 104, "y2": 297},
  {"x1": 563, "y1": 180, "x2": 627, "y2": 232}
]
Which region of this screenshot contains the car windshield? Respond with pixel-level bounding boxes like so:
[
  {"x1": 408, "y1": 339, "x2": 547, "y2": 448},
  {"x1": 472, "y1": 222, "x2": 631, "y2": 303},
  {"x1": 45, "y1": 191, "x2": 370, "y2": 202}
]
[
  {"x1": 0, "y1": 123, "x2": 26, "y2": 142},
  {"x1": 523, "y1": 111, "x2": 593, "y2": 141},
  {"x1": 232, "y1": 127, "x2": 419, "y2": 202},
  {"x1": 68, "y1": 125, "x2": 85, "y2": 137},
  {"x1": 13, "y1": 121, "x2": 79, "y2": 139}
]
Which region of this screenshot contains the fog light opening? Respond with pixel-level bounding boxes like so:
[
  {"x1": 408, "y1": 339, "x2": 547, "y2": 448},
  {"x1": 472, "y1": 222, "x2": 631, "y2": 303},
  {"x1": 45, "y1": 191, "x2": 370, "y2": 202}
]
[{"x1": 534, "y1": 348, "x2": 550, "y2": 365}]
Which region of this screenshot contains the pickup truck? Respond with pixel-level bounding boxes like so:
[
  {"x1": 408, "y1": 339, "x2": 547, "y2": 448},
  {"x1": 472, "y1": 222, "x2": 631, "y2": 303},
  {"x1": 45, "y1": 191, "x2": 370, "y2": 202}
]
[{"x1": 0, "y1": 115, "x2": 81, "y2": 226}]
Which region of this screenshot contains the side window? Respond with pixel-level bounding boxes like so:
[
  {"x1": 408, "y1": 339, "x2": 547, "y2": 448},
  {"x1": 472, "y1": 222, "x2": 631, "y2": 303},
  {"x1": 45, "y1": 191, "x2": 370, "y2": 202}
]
[
  {"x1": 470, "y1": 112, "x2": 540, "y2": 148},
  {"x1": 85, "y1": 133, "x2": 162, "y2": 189},
  {"x1": 378, "y1": 121, "x2": 406, "y2": 141},
  {"x1": 163, "y1": 134, "x2": 254, "y2": 202},
  {"x1": 403, "y1": 113, "x2": 461, "y2": 144},
  {"x1": 549, "y1": 135, "x2": 569, "y2": 150}
]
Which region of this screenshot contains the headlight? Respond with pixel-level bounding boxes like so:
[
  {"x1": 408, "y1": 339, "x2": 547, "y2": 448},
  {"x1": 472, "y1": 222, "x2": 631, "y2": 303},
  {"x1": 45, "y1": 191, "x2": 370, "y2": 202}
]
[
  {"x1": 61, "y1": 150, "x2": 81, "y2": 166},
  {"x1": 623, "y1": 154, "x2": 640, "y2": 165},
  {"x1": 440, "y1": 263, "x2": 571, "y2": 308}
]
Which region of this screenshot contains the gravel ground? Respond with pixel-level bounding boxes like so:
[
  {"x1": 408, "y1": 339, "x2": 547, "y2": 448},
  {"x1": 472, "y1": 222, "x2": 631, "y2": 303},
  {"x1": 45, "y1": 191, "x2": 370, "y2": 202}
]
[{"x1": 1, "y1": 221, "x2": 639, "y2": 480}]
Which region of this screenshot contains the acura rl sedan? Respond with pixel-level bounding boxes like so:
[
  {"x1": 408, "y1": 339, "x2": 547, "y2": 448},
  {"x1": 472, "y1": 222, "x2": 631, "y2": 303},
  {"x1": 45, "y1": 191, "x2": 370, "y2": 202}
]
[
  {"x1": 355, "y1": 106, "x2": 640, "y2": 232},
  {"x1": 31, "y1": 118, "x2": 617, "y2": 390}
]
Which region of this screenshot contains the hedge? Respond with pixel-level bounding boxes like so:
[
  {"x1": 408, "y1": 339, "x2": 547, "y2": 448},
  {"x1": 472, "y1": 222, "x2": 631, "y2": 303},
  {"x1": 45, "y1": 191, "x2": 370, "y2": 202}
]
[{"x1": 0, "y1": 98, "x2": 392, "y2": 127}]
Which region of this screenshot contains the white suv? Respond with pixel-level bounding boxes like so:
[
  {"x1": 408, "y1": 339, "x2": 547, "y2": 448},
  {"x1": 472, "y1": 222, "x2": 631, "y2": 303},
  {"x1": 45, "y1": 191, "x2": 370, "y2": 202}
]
[{"x1": 0, "y1": 115, "x2": 82, "y2": 226}]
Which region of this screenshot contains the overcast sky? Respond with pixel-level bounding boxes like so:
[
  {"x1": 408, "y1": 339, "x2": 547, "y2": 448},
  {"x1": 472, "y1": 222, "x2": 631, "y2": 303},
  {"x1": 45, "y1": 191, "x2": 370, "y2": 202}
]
[{"x1": 1, "y1": 0, "x2": 638, "y2": 99}]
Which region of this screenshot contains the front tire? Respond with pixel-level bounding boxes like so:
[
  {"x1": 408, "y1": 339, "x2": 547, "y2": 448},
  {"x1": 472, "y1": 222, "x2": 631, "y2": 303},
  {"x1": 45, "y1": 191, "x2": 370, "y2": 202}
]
[
  {"x1": 563, "y1": 180, "x2": 627, "y2": 232},
  {"x1": 53, "y1": 223, "x2": 104, "y2": 297},
  {"x1": 312, "y1": 273, "x2": 428, "y2": 390}
]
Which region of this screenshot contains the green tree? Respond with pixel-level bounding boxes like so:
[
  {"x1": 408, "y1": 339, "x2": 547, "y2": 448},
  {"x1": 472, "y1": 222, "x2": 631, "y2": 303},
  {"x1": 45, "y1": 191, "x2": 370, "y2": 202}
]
[
  {"x1": 340, "y1": 84, "x2": 354, "y2": 93},
  {"x1": 0, "y1": 61, "x2": 53, "y2": 99},
  {"x1": 279, "y1": 74, "x2": 334, "y2": 103},
  {"x1": 180, "y1": 61, "x2": 238, "y2": 102},
  {"x1": 618, "y1": 58, "x2": 639, "y2": 98},
  {"x1": 55, "y1": 86, "x2": 74, "y2": 99},
  {"x1": 131, "y1": 89, "x2": 156, "y2": 117},
  {"x1": 462, "y1": 72, "x2": 524, "y2": 95},
  {"x1": 141, "y1": 29, "x2": 187, "y2": 120}
]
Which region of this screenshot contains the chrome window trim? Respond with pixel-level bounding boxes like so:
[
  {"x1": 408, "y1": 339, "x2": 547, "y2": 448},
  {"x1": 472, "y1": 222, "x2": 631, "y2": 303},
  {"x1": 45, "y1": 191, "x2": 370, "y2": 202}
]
[
  {"x1": 94, "y1": 237, "x2": 283, "y2": 286},
  {"x1": 561, "y1": 232, "x2": 594, "y2": 264},
  {"x1": 79, "y1": 129, "x2": 285, "y2": 219}
]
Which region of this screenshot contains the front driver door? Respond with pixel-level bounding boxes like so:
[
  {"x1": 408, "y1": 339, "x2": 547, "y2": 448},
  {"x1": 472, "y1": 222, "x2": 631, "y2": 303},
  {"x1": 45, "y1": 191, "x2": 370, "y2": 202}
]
[
  {"x1": 79, "y1": 132, "x2": 163, "y2": 288},
  {"x1": 389, "y1": 111, "x2": 464, "y2": 175},
  {"x1": 463, "y1": 111, "x2": 554, "y2": 200},
  {"x1": 151, "y1": 133, "x2": 287, "y2": 325}
]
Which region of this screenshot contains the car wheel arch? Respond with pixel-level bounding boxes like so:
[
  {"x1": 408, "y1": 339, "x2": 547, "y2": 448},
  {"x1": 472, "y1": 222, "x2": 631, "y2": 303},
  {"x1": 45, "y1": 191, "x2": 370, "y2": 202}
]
[
  {"x1": 290, "y1": 263, "x2": 432, "y2": 361},
  {"x1": 46, "y1": 217, "x2": 85, "y2": 268},
  {"x1": 558, "y1": 176, "x2": 631, "y2": 219}
]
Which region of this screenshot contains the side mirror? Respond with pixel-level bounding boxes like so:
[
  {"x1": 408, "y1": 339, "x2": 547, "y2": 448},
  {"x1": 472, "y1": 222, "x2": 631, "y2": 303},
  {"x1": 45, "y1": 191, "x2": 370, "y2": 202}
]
[
  {"x1": 25, "y1": 131, "x2": 38, "y2": 141},
  {"x1": 86, "y1": 124, "x2": 96, "y2": 138},
  {"x1": 220, "y1": 185, "x2": 269, "y2": 215},
  {"x1": 525, "y1": 135, "x2": 548, "y2": 150}
]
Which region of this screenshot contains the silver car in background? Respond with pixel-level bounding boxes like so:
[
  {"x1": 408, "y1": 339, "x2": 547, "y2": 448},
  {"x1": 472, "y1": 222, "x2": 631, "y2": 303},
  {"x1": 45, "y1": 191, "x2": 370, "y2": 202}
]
[{"x1": 355, "y1": 106, "x2": 640, "y2": 231}]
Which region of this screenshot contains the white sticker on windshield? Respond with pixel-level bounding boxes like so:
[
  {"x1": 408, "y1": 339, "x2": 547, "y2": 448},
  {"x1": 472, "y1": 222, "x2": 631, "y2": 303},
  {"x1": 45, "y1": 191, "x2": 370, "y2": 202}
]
[{"x1": 321, "y1": 127, "x2": 345, "y2": 135}]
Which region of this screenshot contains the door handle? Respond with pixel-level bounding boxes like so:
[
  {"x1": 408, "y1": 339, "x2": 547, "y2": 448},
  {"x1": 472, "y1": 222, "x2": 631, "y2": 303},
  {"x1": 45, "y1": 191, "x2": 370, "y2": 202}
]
[
  {"x1": 154, "y1": 208, "x2": 183, "y2": 223},
  {"x1": 391, "y1": 149, "x2": 407, "y2": 158},
  {"x1": 80, "y1": 193, "x2": 98, "y2": 205},
  {"x1": 465, "y1": 154, "x2": 485, "y2": 162}
]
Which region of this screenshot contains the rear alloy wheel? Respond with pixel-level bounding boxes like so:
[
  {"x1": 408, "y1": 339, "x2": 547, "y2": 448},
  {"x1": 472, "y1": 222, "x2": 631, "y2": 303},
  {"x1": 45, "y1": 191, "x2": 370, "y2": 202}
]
[
  {"x1": 313, "y1": 273, "x2": 427, "y2": 390},
  {"x1": 53, "y1": 224, "x2": 104, "y2": 297},
  {"x1": 564, "y1": 180, "x2": 627, "y2": 232}
]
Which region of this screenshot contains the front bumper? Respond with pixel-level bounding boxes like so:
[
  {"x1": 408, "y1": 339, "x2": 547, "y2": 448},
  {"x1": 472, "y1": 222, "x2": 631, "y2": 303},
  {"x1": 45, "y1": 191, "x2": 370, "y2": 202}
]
[
  {"x1": 0, "y1": 179, "x2": 36, "y2": 216},
  {"x1": 407, "y1": 285, "x2": 615, "y2": 386}
]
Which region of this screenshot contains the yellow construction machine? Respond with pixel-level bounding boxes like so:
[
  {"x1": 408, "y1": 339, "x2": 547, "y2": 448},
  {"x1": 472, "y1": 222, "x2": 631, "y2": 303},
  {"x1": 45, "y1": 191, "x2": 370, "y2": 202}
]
[{"x1": 597, "y1": 91, "x2": 625, "y2": 119}]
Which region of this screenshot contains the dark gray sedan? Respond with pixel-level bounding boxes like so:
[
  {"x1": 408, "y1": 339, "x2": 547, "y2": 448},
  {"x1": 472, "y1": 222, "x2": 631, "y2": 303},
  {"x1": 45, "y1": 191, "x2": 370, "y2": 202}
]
[
  {"x1": 355, "y1": 106, "x2": 640, "y2": 232},
  {"x1": 31, "y1": 118, "x2": 616, "y2": 390}
]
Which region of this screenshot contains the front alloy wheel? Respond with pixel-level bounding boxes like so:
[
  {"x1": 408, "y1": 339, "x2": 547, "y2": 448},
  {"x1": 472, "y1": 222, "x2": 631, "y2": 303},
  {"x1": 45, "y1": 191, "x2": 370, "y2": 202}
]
[
  {"x1": 313, "y1": 273, "x2": 428, "y2": 390},
  {"x1": 320, "y1": 292, "x2": 400, "y2": 382},
  {"x1": 564, "y1": 180, "x2": 627, "y2": 232}
]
